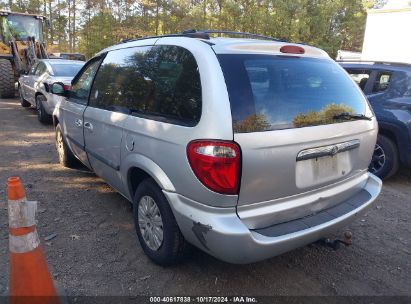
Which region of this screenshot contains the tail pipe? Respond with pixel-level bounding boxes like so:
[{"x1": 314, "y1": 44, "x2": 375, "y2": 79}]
[{"x1": 317, "y1": 231, "x2": 353, "y2": 250}]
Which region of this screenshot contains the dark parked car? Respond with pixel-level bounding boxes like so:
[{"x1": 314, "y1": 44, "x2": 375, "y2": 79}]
[{"x1": 340, "y1": 61, "x2": 411, "y2": 179}]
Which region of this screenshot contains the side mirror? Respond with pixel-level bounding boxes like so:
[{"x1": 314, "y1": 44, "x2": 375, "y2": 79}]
[{"x1": 51, "y1": 82, "x2": 69, "y2": 96}]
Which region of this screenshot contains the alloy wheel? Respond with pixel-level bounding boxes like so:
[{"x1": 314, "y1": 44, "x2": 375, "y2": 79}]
[{"x1": 369, "y1": 144, "x2": 386, "y2": 174}]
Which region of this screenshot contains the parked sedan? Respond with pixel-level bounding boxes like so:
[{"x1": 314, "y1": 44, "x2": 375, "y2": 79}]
[{"x1": 18, "y1": 59, "x2": 84, "y2": 123}]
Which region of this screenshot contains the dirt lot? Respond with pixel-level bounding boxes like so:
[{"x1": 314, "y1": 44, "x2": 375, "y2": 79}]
[{"x1": 0, "y1": 98, "x2": 410, "y2": 299}]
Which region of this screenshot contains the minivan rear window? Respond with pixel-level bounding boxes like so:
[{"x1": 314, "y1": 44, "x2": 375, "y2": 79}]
[{"x1": 218, "y1": 55, "x2": 368, "y2": 133}]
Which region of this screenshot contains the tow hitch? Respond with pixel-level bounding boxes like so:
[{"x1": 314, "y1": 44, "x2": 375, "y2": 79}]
[{"x1": 317, "y1": 231, "x2": 353, "y2": 250}]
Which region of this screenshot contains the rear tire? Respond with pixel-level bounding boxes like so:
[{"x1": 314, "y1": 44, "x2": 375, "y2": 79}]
[
  {"x1": 369, "y1": 134, "x2": 399, "y2": 179},
  {"x1": 133, "y1": 179, "x2": 189, "y2": 266},
  {"x1": 36, "y1": 95, "x2": 52, "y2": 124},
  {"x1": 55, "y1": 124, "x2": 79, "y2": 168},
  {"x1": 0, "y1": 59, "x2": 15, "y2": 98},
  {"x1": 19, "y1": 85, "x2": 31, "y2": 107}
]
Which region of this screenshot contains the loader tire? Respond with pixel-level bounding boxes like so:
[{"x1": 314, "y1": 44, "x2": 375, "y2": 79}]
[{"x1": 0, "y1": 59, "x2": 15, "y2": 98}]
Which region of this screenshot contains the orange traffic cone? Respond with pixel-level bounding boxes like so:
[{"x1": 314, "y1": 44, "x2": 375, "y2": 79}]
[{"x1": 7, "y1": 177, "x2": 60, "y2": 304}]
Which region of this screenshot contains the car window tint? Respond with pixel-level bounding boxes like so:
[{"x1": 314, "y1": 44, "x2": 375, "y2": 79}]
[
  {"x1": 347, "y1": 70, "x2": 371, "y2": 91},
  {"x1": 70, "y1": 59, "x2": 101, "y2": 105},
  {"x1": 51, "y1": 63, "x2": 84, "y2": 77},
  {"x1": 28, "y1": 63, "x2": 38, "y2": 75},
  {"x1": 89, "y1": 45, "x2": 201, "y2": 126},
  {"x1": 89, "y1": 46, "x2": 151, "y2": 113},
  {"x1": 218, "y1": 55, "x2": 368, "y2": 132},
  {"x1": 34, "y1": 62, "x2": 47, "y2": 76},
  {"x1": 373, "y1": 72, "x2": 391, "y2": 93}
]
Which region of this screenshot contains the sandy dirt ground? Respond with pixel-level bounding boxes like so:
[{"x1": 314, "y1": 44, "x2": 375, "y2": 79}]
[{"x1": 0, "y1": 98, "x2": 410, "y2": 298}]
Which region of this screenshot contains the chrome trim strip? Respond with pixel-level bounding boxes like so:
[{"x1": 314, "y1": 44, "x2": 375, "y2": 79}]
[{"x1": 296, "y1": 139, "x2": 360, "y2": 161}]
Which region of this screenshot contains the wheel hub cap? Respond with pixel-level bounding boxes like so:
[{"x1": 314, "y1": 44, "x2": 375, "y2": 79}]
[
  {"x1": 138, "y1": 195, "x2": 163, "y2": 251},
  {"x1": 369, "y1": 144, "x2": 386, "y2": 174}
]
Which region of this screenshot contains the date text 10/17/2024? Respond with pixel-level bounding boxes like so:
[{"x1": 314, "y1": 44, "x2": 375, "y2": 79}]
[{"x1": 149, "y1": 297, "x2": 258, "y2": 303}]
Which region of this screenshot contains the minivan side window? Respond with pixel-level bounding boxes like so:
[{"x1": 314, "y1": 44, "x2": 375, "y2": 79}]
[
  {"x1": 89, "y1": 45, "x2": 202, "y2": 126},
  {"x1": 89, "y1": 46, "x2": 151, "y2": 113},
  {"x1": 70, "y1": 59, "x2": 102, "y2": 105},
  {"x1": 373, "y1": 72, "x2": 391, "y2": 93}
]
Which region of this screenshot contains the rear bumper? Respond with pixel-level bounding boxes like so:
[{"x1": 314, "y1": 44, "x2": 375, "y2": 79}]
[{"x1": 164, "y1": 172, "x2": 382, "y2": 264}]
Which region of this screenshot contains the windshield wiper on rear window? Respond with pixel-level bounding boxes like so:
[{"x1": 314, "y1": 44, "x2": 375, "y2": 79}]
[{"x1": 333, "y1": 112, "x2": 372, "y2": 121}]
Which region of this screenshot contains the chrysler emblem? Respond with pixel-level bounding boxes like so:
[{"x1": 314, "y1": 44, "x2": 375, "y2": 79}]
[{"x1": 297, "y1": 139, "x2": 360, "y2": 162}]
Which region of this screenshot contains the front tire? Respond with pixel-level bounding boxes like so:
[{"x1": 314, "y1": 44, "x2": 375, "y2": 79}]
[
  {"x1": 369, "y1": 134, "x2": 399, "y2": 179},
  {"x1": 133, "y1": 179, "x2": 189, "y2": 266},
  {"x1": 0, "y1": 59, "x2": 15, "y2": 98},
  {"x1": 36, "y1": 95, "x2": 52, "y2": 124},
  {"x1": 55, "y1": 124, "x2": 79, "y2": 168}
]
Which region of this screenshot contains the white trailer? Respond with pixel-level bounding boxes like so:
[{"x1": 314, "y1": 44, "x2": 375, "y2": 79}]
[{"x1": 361, "y1": 4, "x2": 411, "y2": 64}]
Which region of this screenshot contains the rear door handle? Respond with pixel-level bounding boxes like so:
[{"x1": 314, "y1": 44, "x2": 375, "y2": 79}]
[
  {"x1": 75, "y1": 119, "x2": 82, "y2": 127},
  {"x1": 84, "y1": 122, "x2": 93, "y2": 131}
]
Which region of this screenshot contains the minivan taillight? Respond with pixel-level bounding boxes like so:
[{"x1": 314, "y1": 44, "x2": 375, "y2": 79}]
[{"x1": 187, "y1": 140, "x2": 241, "y2": 195}]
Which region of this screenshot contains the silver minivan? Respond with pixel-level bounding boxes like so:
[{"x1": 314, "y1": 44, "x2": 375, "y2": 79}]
[{"x1": 51, "y1": 31, "x2": 382, "y2": 265}]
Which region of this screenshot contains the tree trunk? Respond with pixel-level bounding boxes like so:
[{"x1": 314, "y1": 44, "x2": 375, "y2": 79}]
[
  {"x1": 155, "y1": 1, "x2": 160, "y2": 35},
  {"x1": 48, "y1": 0, "x2": 53, "y2": 43},
  {"x1": 57, "y1": 0, "x2": 61, "y2": 46},
  {"x1": 203, "y1": 0, "x2": 207, "y2": 28},
  {"x1": 68, "y1": 0, "x2": 72, "y2": 52},
  {"x1": 73, "y1": 0, "x2": 76, "y2": 52}
]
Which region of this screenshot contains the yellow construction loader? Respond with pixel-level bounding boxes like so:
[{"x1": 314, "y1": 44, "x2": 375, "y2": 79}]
[{"x1": 0, "y1": 11, "x2": 49, "y2": 98}]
